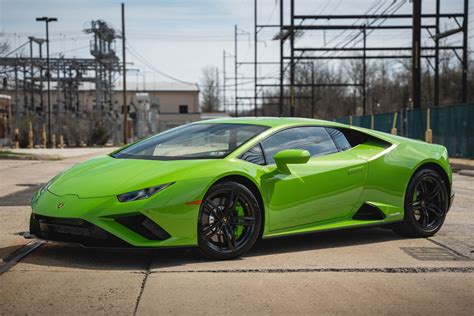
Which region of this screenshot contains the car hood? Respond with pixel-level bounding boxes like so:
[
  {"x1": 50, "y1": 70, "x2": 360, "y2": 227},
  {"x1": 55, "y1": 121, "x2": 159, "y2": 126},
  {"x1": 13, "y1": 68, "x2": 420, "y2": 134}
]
[{"x1": 48, "y1": 155, "x2": 216, "y2": 198}]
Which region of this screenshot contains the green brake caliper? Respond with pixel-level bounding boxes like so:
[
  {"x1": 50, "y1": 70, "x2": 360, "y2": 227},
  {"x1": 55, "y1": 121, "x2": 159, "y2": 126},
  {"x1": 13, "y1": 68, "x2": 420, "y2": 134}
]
[{"x1": 234, "y1": 203, "x2": 244, "y2": 239}]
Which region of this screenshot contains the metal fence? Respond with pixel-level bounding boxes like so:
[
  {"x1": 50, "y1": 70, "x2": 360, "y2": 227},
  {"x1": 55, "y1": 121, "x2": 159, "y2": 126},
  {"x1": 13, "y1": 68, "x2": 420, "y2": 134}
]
[{"x1": 335, "y1": 103, "x2": 474, "y2": 158}]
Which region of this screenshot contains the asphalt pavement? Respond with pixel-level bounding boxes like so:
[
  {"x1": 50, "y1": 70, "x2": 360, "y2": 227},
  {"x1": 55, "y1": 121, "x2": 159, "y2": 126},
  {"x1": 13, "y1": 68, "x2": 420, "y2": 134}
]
[{"x1": 0, "y1": 149, "x2": 473, "y2": 315}]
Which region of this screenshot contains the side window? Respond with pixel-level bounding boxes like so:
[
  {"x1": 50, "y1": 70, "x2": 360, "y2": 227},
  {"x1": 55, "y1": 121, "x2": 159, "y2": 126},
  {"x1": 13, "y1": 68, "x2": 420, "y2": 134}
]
[
  {"x1": 261, "y1": 127, "x2": 338, "y2": 164},
  {"x1": 326, "y1": 128, "x2": 351, "y2": 151},
  {"x1": 240, "y1": 144, "x2": 266, "y2": 165}
]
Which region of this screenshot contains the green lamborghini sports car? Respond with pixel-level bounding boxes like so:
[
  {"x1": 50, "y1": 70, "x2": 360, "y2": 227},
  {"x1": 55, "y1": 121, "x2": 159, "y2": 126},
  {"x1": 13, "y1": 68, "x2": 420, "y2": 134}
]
[{"x1": 30, "y1": 117, "x2": 454, "y2": 259}]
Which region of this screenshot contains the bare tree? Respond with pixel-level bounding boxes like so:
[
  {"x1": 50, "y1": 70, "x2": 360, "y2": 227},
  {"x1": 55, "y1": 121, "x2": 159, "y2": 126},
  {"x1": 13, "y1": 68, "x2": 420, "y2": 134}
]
[{"x1": 200, "y1": 66, "x2": 221, "y2": 113}]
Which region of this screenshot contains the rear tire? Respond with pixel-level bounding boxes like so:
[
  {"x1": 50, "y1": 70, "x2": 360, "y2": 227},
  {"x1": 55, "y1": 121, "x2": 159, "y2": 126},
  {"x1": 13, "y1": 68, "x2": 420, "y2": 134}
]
[
  {"x1": 393, "y1": 168, "x2": 449, "y2": 238},
  {"x1": 197, "y1": 181, "x2": 262, "y2": 260}
]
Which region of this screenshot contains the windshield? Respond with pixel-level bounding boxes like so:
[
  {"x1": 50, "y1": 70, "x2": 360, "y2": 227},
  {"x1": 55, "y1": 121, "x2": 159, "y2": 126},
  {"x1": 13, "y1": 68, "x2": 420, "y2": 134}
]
[{"x1": 112, "y1": 123, "x2": 268, "y2": 160}]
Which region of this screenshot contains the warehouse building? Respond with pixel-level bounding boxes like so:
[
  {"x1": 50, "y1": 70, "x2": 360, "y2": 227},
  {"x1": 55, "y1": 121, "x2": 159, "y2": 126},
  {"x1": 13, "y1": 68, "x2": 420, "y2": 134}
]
[{"x1": 0, "y1": 81, "x2": 200, "y2": 143}]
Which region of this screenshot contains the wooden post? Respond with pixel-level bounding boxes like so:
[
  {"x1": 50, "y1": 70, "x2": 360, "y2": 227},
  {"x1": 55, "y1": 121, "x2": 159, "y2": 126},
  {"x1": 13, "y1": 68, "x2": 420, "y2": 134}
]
[
  {"x1": 28, "y1": 122, "x2": 34, "y2": 148},
  {"x1": 42, "y1": 124, "x2": 47, "y2": 148},
  {"x1": 59, "y1": 134, "x2": 64, "y2": 149},
  {"x1": 425, "y1": 108, "x2": 433, "y2": 143},
  {"x1": 391, "y1": 112, "x2": 398, "y2": 135},
  {"x1": 14, "y1": 128, "x2": 19, "y2": 149},
  {"x1": 371, "y1": 114, "x2": 375, "y2": 130}
]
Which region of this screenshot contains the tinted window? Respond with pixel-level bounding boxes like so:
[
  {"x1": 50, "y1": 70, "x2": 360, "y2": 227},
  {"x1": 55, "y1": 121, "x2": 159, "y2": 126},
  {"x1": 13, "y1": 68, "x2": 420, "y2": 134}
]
[
  {"x1": 261, "y1": 127, "x2": 338, "y2": 164},
  {"x1": 240, "y1": 144, "x2": 266, "y2": 165},
  {"x1": 113, "y1": 123, "x2": 268, "y2": 160},
  {"x1": 326, "y1": 128, "x2": 351, "y2": 151}
]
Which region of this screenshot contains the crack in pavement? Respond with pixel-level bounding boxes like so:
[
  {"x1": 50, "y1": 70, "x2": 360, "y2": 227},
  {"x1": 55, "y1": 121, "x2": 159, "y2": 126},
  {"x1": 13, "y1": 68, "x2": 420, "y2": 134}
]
[
  {"x1": 149, "y1": 267, "x2": 474, "y2": 274},
  {"x1": 133, "y1": 254, "x2": 153, "y2": 316}
]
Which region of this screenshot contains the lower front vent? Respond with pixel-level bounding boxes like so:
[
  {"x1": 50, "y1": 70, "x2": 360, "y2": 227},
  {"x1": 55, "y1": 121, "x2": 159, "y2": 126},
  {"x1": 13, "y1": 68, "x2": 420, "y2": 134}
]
[
  {"x1": 352, "y1": 203, "x2": 386, "y2": 220},
  {"x1": 115, "y1": 214, "x2": 171, "y2": 241},
  {"x1": 30, "y1": 214, "x2": 131, "y2": 247}
]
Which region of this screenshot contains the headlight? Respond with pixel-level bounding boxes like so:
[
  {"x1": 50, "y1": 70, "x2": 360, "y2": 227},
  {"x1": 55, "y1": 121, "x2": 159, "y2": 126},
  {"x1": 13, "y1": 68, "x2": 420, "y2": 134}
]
[
  {"x1": 117, "y1": 182, "x2": 174, "y2": 202},
  {"x1": 38, "y1": 175, "x2": 59, "y2": 196},
  {"x1": 32, "y1": 175, "x2": 59, "y2": 205}
]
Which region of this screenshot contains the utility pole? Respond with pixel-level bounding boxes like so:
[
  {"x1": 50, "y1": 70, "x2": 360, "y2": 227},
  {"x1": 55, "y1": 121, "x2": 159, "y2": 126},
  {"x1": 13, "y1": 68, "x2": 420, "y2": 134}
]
[
  {"x1": 434, "y1": 0, "x2": 440, "y2": 106},
  {"x1": 411, "y1": 0, "x2": 421, "y2": 109},
  {"x1": 122, "y1": 2, "x2": 128, "y2": 144},
  {"x1": 234, "y1": 24, "x2": 238, "y2": 117},
  {"x1": 22, "y1": 64, "x2": 27, "y2": 114},
  {"x1": 311, "y1": 62, "x2": 315, "y2": 119},
  {"x1": 462, "y1": 0, "x2": 469, "y2": 103},
  {"x1": 28, "y1": 37, "x2": 34, "y2": 112},
  {"x1": 279, "y1": 0, "x2": 284, "y2": 116},
  {"x1": 14, "y1": 64, "x2": 18, "y2": 128},
  {"x1": 223, "y1": 50, "x2": 226, "y2": 114},
  {"x1": 254, "y1": 0, "x2": 258, "y2": 116},
  {"x1": 289, "y1": 0, "x2": 295, "y2": 117},
  {"x1": 38, "y1": 40, "x2": 44, "y2": 113},
  {"x1": 36, "y1": 16, "x2": 57, "y2": 148},
  {"x1": 362, "y1": 25, "x2": 367, "y2": 115}
]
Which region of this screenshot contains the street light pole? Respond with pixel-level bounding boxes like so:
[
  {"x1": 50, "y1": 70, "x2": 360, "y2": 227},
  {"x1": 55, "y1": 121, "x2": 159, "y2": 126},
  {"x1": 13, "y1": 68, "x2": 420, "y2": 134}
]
[{"x1": 36, "y1": 16, "x2": 57, "y2": 148}]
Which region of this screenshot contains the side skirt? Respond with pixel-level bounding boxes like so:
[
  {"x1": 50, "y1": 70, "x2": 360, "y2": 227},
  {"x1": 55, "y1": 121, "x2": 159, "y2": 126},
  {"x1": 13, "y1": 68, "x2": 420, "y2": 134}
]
[{"x1": 262, "y1": 219, "x2": 403, "y2": 239}]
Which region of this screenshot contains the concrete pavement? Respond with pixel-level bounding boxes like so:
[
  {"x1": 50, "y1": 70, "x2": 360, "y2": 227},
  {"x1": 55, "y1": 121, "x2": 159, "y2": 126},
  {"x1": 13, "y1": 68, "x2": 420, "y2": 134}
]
[{"x1": 0, "y1": 152, "x2": 473, "y2": 315}]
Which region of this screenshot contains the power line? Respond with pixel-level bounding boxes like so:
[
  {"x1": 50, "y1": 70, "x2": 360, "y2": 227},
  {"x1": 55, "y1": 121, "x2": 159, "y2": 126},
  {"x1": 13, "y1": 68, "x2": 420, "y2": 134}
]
[{"x1": 125, "y1": 40, "x2": 195, "y2": 85}]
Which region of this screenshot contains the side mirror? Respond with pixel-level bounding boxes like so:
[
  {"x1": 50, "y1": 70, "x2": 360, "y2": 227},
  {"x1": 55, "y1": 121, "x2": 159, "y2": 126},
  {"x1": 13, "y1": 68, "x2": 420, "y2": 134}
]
[{"x1": 273, "y1": 149, "x2": 310, "y2": 174}]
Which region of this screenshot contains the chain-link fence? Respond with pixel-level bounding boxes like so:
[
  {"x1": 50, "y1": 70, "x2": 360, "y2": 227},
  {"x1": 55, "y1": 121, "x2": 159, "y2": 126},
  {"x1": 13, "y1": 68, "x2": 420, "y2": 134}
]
[{"x1": 335, "y1": 103, "x2": 474, "y2": 158}]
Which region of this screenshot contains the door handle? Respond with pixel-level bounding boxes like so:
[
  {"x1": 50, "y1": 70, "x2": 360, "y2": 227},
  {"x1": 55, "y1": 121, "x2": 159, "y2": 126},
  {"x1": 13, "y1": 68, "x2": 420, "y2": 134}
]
[{"x1": 348, "y1": 166, "x2": 365, "y2": 175}]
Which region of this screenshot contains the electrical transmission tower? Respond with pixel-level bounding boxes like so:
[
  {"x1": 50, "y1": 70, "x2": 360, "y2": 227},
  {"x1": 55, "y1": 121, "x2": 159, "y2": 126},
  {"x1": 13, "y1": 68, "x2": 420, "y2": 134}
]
[{"x1": 251, "y1": 0, "x2": 469, "y2": 117}]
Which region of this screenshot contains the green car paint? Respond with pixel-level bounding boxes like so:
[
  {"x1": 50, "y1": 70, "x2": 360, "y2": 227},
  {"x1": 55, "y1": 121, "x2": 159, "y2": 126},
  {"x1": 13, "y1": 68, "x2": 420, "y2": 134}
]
[{"x1": 30, "y1": 117, "x2": 452, "y2": 247}]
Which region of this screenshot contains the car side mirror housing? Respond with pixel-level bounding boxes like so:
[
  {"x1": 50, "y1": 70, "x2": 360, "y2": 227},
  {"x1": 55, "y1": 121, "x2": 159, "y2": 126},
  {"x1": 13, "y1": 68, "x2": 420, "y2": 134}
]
[{"x1": 273, "y1": 149, "x2": 310, "y2": 174}]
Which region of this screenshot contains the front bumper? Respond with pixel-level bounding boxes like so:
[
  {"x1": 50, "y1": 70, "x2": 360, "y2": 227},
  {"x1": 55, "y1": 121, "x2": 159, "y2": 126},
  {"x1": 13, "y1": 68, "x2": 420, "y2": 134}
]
[
  {"x1": 29, "y1": 214, "x2": 132, "y2": 247},
  {"x1": 30, "y1": 178, "x2": 211, "y2": 248}
]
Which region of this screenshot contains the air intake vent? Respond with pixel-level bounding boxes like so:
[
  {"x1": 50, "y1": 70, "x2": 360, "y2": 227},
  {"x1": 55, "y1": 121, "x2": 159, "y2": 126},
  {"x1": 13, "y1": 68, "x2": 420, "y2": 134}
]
[
  {"x1": 115, "y1": 214, "x2": 171, "y2": 241},
  {"x1": 353, "y1": 203, "x2": 386, "y2": 220}
]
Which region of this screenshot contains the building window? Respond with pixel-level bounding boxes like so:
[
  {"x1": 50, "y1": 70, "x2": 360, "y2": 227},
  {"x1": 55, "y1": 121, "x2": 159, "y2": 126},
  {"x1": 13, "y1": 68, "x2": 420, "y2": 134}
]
[{"x1": 179, "y1": 105, "x2": 188, "y2": 114}]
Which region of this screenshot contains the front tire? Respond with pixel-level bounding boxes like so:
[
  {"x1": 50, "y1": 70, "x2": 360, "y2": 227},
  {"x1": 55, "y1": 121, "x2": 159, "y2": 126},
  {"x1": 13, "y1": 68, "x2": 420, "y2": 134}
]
[
  {"x1": 197, "y1": 181, "x2": 261, "y2": 260},
  {"x1": 393, "y1": 168, "x2": 449, "y2": 237}
]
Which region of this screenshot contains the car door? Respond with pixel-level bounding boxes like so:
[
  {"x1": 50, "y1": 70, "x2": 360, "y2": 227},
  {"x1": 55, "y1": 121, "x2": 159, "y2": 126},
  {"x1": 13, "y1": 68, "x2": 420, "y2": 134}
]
[{"x1": 259, "y1": 126, "x2": 368, "y2": 232}]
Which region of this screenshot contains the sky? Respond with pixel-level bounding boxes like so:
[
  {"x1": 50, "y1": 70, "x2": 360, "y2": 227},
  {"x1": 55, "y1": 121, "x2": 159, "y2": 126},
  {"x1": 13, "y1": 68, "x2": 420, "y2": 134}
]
[{"x1": 0, "y1": 0, "x2": 472, "y2": 95}]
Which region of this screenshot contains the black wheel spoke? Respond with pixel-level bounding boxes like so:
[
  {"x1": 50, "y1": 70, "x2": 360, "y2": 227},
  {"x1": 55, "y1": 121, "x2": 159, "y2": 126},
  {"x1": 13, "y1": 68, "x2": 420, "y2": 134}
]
[
  {"x1": 231, "y1": 216, "x2": 255, "y2": 227},
  {"x1": 202, "y1": 203, "x2": 214, "y2": 216},
  {"x1": 204, "y1": 201, "x2": 226, "y2": 220},
  {"x1": 202, "y1": 220, "x2": 221, "y2": 236},
  {"x1": 426, "y1": 203, "x2": 444, "y2": 219},
  {"x1": 223, "y1": 225, "x2": 236, "y2": 251},
  {"x1": 419, "y1": 181, "x2": 428, "y2": 195},
  {"x1": 225, "y1": 191, "x2": 239, "y2": 216},
  {"x1": 426, "y1": 185, "x2": 441, "y2": 201},
  {"x1": 421, "y1": 208, "x2": 430, "y2": 227}
]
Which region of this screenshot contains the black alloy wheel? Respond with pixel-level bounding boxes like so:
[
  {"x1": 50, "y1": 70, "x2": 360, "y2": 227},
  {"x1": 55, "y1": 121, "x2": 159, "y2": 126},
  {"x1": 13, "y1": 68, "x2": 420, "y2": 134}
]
[
  {"x1": 197, "y1": 181, "x2": 261, "y2": 260},
  {"x1": 393, "y1": 168, "x2": 449, "y2": 237}
]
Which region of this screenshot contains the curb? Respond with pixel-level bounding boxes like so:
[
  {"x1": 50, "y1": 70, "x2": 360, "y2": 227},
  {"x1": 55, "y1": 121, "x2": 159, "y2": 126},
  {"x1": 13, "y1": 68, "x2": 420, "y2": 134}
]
[
  {"x1": 0, "y1": 152, "x2": 63, "y2": 161},
  {"x1": 458, "y1": 170, "x2": 474, "y2": 177}
]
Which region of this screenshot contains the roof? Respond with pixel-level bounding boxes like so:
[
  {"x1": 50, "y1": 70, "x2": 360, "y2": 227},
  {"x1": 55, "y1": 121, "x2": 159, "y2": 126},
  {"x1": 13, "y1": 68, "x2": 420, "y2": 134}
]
[
  {"x1": 113, "y1": 81, "x2": 200, "y2": 92},
  {"x1": 69, "y1": 81, "x2": 200, "y2": 92},
  {"x1": 196, "y1": 117, "x2": 344, "y2": 128},
  {"x1": 195, "y1": 116, "x2": 407, "y2": 146}
]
